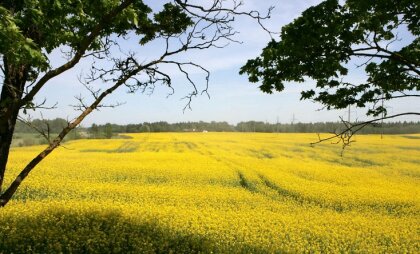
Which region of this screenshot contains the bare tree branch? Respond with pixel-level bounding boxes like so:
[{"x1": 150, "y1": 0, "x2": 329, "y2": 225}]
[
  {"x1": 17, "y1": 115, "x2": 52, "y2": 145},
  {"x1": 311, "y1": 112, "x2": 420, "y2": 155}
]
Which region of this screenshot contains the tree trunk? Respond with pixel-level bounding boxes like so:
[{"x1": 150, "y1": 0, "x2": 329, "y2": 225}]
[
  {"x1": 0, "y1": 106, "x2": 19, "y2": 192},
  {"x1": 0, "y1": 60, "x2": 28, "y2": 194}
]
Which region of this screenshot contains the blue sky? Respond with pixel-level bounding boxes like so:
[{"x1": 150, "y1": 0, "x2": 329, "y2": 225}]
[{"x1": 31, "y1": 0, "x2": 419, "y2": 126}]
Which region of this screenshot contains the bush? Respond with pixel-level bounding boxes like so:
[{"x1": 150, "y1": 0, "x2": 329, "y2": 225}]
[{"x1": 19, "y1": 138, "x2": 36, "y2": 147}]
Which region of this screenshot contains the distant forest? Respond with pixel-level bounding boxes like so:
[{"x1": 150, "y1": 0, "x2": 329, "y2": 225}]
[{"x1": 14, "y1": 118, "x2": 420, "y2": 136}]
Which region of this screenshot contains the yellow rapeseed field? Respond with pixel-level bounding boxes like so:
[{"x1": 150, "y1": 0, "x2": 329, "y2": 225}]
[{"x1": 1, "y1": 133, "x2": 419, "y2": 253}]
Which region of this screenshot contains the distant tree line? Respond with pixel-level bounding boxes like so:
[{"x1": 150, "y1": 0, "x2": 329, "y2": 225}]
[
  {"x1": 92, "y1": 121, "x2": 235, "y2": 134},
  {"x1": 14, "y1": 118, "x2": 420, "y2": 136},
  {"x1": 235, "y1": 121, "x2": 420, "y2": 134},
  {"x1": 13, "y1": 118, "x2": 84, "y2": 146},
  {"x1": 14, "y1": 118, "x2": 71, "y2": 133}
]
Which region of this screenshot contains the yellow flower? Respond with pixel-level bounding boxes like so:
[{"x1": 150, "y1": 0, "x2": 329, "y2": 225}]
[{"x1": 1, "y1": 133, "x2": 419, "y2": 253}]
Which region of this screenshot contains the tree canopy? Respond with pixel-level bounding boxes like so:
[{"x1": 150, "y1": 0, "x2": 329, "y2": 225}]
[{"x1": 240, "y1": 0, "x2": 419, "y2": 119}]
